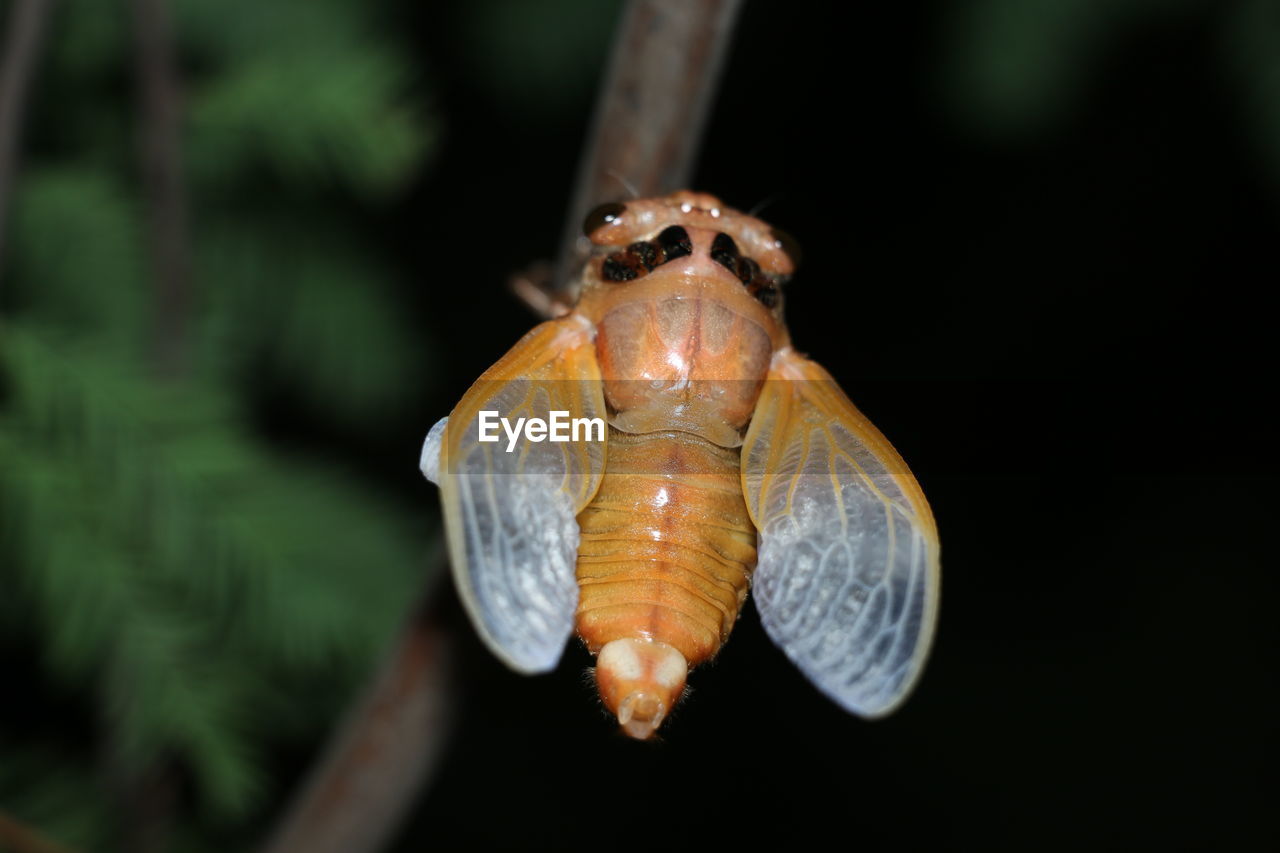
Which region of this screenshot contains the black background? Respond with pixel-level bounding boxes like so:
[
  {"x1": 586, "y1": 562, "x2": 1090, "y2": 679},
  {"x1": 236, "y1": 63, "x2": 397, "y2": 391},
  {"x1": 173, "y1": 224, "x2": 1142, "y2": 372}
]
[{"x1": 375, "y1": 2, "x2": 1273, "y2": 849}]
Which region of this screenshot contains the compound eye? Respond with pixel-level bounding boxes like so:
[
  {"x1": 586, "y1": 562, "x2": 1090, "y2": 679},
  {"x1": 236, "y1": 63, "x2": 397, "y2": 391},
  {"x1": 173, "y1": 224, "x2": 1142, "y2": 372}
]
[
  {"x1": 770, "y1": 227, "x2": 803, "y2": 268},
  {"x1": 583, "y1": 202, "x2": 627, "y2": 237},
  {"x1": 754, "y1": 284, "x2": 779, "y2": 308}
]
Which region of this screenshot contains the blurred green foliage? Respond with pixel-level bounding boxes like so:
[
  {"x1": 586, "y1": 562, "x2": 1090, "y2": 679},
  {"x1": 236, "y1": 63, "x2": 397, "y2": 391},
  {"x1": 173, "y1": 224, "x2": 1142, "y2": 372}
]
[
  {"x1": 942, "y1": 0, "x2": 1280, "y2": 175},
  {"x1": 1, "y1": 0, "x2": 435, "y2": 847}
]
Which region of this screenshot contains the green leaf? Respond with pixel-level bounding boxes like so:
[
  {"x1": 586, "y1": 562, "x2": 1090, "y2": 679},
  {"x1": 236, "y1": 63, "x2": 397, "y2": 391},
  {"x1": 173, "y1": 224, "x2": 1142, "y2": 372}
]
[
  {"x1": 188, "y1": 50, "x2": 433, "y2": 198},
  {"x1": 1, "y1": 324, "x2": 431, "y2": 821},
  {"x1": 7, "y1": 167, "x2": 146, "y2": 341}
]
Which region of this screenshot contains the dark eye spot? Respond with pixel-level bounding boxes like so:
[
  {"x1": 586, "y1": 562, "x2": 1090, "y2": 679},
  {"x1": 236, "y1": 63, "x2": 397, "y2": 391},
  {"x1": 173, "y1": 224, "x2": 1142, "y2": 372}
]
[
  {"x1": 628, "y1": 241, "x2": 658, "y2": 269},
  {"x1": 735, "y1": 256, "x2": 760, "y2": 287},
  {"x1": 710, "y1": 232, "x2": 740, "y2": 273},
  {"x1": 656, "y1": 225, "x2": 692, "y2": 260},
  {"x1": 601, "y1": 226, "x2": 695, "y2": 283},
  {"x1": 754, "y1": 285, "x2": 779, "y2": 308},
  {"x1": 602, "y1": 254, "x2": 642, "y2": 281},
  {"x1": 583, "y1": 202, "x2": 627, "y2": 236},
  {"x1": 770, "y1": 227, "x2": 802, "y2": 268}
]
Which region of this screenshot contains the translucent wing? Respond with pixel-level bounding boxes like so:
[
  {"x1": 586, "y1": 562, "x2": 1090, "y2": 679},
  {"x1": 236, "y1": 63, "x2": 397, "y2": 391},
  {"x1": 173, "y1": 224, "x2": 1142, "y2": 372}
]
[
  {"x1": 741, "y1": 349, "x2": 940, "y2": 717},
  {"x1": 434, "y1": 315, "x2": 607, "y2": 673}
]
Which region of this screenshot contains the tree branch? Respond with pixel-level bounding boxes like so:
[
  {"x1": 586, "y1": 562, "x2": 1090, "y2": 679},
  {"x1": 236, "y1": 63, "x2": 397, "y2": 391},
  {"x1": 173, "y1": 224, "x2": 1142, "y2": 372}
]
[
  {"x1": 553, "y1": 0, "x2": 743, "y2": 290},
  {"x1": 259, "y1": 588, "x2": 453, "y2": 853},
  {"x1": 104, "y1": 2, "x2": 193, "y2": 847},
  {"x1": 129, "y1": 0, "x2": 191, "y2": 376},
  {"x1": 0, "y1": 0, "x2": 58, "y2": 276}
]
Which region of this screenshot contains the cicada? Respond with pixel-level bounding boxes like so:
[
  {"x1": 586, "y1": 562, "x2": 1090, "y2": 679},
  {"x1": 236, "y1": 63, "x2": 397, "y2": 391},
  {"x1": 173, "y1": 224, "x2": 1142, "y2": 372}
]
[{"x1": 420, "y1": 191, "x2": 939, "y2": 738}]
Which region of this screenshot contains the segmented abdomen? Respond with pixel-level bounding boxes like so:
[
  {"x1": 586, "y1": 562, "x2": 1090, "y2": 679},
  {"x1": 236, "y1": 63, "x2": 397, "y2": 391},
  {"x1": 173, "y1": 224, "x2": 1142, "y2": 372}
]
[{"x1": 574, "y1": 429, "x2": 758, "y2": 666}]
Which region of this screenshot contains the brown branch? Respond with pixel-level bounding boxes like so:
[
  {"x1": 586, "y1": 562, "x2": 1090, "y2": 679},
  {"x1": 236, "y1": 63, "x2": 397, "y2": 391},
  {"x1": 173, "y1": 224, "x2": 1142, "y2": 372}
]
[
  {"x1": 553, "y1": 0, "x2": 744, "y2": 291},
  {"x1": 0, "y1": 0, "x2": 58, "y2": 275},
  {"x1": 0, "y1": 810, "x2": 79, "y2": 853},
  {"x1": 129, "y1": 0, "x2": 191, "y2": 376},
  {"x1": 99, "y1": 3, "x2": 193, "y2": 848},
  {"x1": 259, "y1": 588, "x2": 453, "y2": 853},
  {"x1": 100, "y1": 751, "x2": 177, "y2": 853}
]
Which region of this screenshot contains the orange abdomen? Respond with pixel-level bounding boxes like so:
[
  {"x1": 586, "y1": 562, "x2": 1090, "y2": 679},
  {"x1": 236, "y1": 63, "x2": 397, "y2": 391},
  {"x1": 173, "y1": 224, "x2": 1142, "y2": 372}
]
[{"x1": 574, "y1": 429, "x2": 757, "y2": 665}]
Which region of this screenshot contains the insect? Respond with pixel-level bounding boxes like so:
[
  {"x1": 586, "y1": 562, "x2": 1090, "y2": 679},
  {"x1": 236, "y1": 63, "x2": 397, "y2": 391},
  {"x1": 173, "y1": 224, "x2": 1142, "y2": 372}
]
[{"x1": 420, "y1": 191, "x2": 939, "y2": 738}]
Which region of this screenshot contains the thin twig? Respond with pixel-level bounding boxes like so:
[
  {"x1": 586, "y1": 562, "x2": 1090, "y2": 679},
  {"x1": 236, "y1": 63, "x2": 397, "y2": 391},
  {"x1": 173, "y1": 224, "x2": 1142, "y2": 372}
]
[
  {"x1": 100, "y1": 749, "x2": 177, "y2": 853},
  {"x1": 553, "y1": 0, "x2": 744, "y2": 291},
  {"x1": 108, "y1": 2, "x2": 192, "y2": 847},
  {"x1": 0, "y1": 0, "x2": 58, "y2": 275},
  {"x1": 129, "y1": 0, "x2": 191, "y2": 376},
  {"x1": 259, "y1": 586, "x2": 453, "y2": 853},
  {"x1": 0, "y1": 810, "x2": 79, "y2": 853}
]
